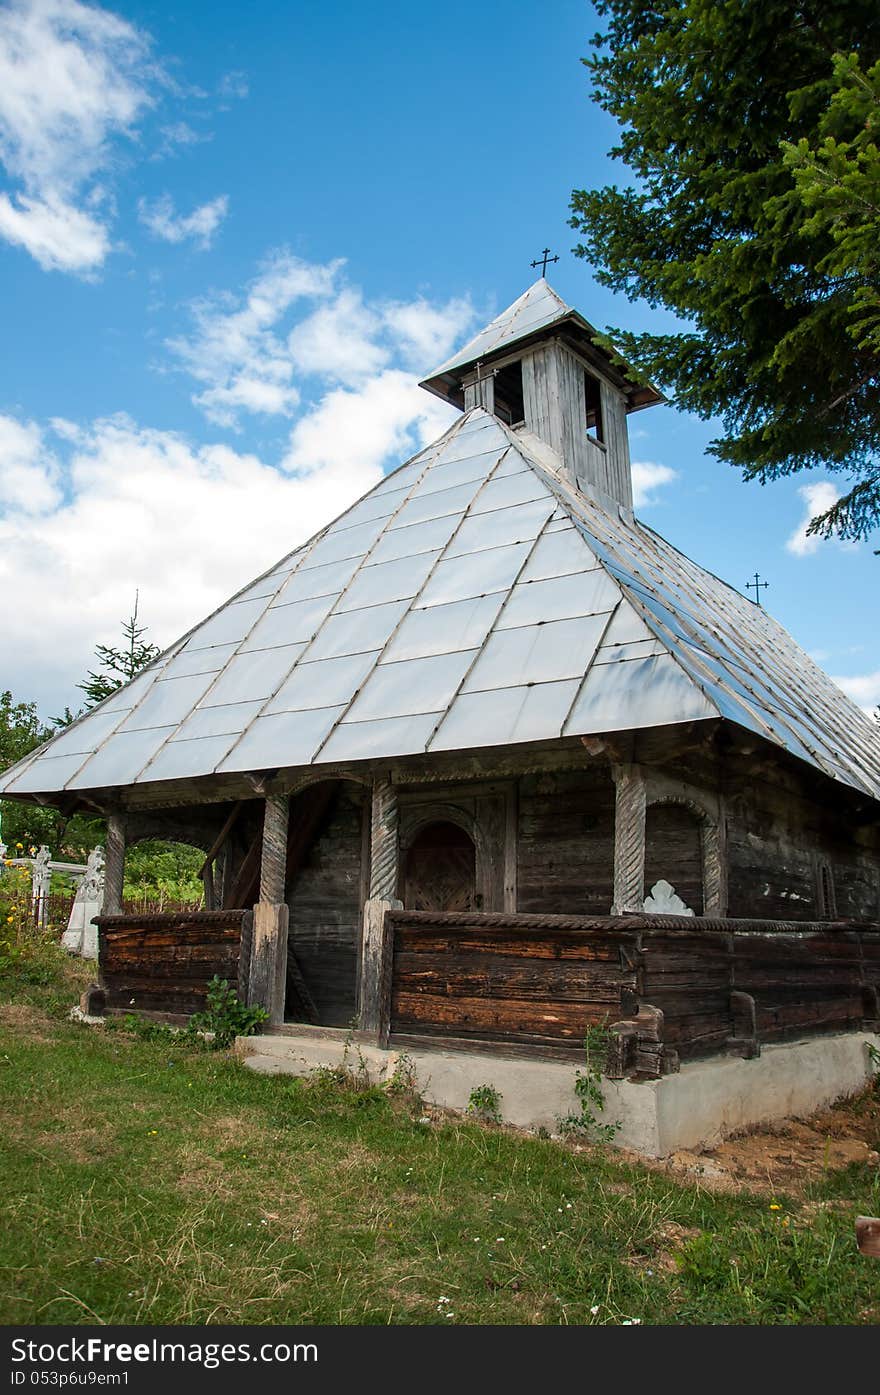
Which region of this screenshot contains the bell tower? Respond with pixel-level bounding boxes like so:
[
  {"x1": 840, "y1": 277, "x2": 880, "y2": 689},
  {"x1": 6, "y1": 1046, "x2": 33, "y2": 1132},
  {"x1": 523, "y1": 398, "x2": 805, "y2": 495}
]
[{"x1": 419, "y1": 279, "x2": 662, "y2": 511}]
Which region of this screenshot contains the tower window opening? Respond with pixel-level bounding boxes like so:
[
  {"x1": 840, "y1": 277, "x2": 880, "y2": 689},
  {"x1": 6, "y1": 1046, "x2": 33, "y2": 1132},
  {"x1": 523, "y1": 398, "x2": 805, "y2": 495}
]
[
  {"x1": 584, "y1": 370, "x2": 604, "y2": 442},
  {"x1": 493, "y1": 360, "x2": 525, "y2": 426}
]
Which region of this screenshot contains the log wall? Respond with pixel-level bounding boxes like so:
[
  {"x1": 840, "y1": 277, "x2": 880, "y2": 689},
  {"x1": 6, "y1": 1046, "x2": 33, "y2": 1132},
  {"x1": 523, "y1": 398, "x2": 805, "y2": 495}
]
[
  {"x1": 387, "y1": 909, "x2": 880, "y2": 1059},
  {"x1": 96, "y1": 909, "x2": 252, "y2": 1018},
  {"x1": 516, "y1": 769, "x2": 615, "y2": 915}
]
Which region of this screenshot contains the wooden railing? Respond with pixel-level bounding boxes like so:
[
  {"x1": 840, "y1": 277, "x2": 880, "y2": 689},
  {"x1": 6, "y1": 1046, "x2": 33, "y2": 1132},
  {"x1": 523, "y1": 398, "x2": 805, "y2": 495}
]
[
  {"x1": 386, "y1": 910, "x2": 880, "y2": 1069},
  {"x1": 95, "y1": 910, "x2": 253, "y2": 1020}
]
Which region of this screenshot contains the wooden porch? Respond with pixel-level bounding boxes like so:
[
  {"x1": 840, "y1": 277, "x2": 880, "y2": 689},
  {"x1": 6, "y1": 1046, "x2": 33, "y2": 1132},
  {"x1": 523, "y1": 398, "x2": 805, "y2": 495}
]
[{"x1": 93, "y1": 902, "x2": 880, "y2": 1077}]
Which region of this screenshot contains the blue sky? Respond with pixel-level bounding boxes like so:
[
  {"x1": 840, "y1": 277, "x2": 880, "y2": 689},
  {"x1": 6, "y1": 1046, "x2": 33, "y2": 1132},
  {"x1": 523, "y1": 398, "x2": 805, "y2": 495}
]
[{"x1": 0, "y1": 0, "x2": 876, "y2": 718}]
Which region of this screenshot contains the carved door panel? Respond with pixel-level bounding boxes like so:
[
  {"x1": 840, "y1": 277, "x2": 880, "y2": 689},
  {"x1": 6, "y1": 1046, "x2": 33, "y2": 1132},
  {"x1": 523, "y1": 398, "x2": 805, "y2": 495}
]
[{"x1": 403, "y1": 821, "x2": 477, "y2": 912}]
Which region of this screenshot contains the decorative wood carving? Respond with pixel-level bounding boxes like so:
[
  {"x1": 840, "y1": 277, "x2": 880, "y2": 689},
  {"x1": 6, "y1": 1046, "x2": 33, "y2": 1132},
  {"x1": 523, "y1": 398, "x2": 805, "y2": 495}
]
[
  {"x1": 369, "y1": 780, "x2": 399, "y2": 902},
  {"x1": 643, "y1": 879, "x2": 694, "y2": 916},
  {"x1": 103, "y1": 813, "x2": 126, "y2": 917},
  {"x1": 259, "y1": 794, "x2": 289, "y2": 904},
  {"x1": 611, "y1": 763, "x2": 646, "y2": 914}
]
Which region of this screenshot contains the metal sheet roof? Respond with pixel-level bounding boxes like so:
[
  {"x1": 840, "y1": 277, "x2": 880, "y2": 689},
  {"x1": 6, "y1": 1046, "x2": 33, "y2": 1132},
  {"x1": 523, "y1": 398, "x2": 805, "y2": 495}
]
[
  {"x1": 424, "y1": 280, "x2": 572, "y2": 381},
  {"x1": 4, "y1": 406, "x2": 880, "y2": 802}
]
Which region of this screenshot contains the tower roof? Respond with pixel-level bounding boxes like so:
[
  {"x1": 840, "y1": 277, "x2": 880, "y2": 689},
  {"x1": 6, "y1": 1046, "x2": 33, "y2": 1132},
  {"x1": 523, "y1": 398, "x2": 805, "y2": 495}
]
[
  {"x1": 419, "y1": 278, "x2": 662, "y2": 413},
  {"x1": 3, "y1": 407, "x2": 879, "y2": 804}
]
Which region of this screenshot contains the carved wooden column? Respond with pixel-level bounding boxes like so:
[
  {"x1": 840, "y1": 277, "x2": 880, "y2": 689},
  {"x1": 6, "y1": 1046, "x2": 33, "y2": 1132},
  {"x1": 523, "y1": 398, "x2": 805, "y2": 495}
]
[
  {"x1": 611, "y1": 764, "x2": 646, "y2": 915},
  {"x1": 359, "y1": 779, "x2": 402, "y2": 1040},
  {"x1": 701, "y1": 817, "x2": 727, "y2": 916},
  {"x1": 248, "y1": 794, "x2": 290, "y2": 1026},
  {"x1": 102, "y1": 813, "x2": 127, "y2": 916}
]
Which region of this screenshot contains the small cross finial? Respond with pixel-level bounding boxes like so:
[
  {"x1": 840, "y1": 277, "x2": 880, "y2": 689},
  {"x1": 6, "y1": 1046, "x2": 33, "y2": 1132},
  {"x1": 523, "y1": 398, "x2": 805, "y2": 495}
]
[
  {"x1": 745, "y1": 572, "x2": 770, "y2": 606},
  {"x1": 530, "y1": 247, "x2": 559, "y2": 277}
]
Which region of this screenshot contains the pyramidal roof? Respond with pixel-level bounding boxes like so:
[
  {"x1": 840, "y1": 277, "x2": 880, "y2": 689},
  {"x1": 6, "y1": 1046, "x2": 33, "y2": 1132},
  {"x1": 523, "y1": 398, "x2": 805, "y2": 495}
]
[
  {"x1": 419, "y1": 278, "x2": 662, "y2": 412},
  {"x1": 4, "y1": 406, "x2": 880, "y2": 802},
  {"x1": 424, "y1": 279, "x2": 572, "y2": 380}
]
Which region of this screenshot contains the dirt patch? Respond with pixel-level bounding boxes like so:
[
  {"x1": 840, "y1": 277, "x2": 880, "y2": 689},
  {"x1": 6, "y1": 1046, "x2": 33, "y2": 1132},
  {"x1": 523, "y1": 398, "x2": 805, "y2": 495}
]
[
  {"x1": 199, "y1": 1113, "x2": 264, "y2": 1153},
  {"x1": 0, "y1": 1002, "x2": 57, "y2": 1042},
  {"x1": 626, "y1": 1220, "x2": 702, "y2": 1274},
  {"x1": 648, "y1": 1086, "x2": 880, "y2": 1196}
]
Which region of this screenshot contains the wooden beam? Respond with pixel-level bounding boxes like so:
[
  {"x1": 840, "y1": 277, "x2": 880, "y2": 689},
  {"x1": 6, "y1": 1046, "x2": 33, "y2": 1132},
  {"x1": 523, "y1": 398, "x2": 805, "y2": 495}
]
[
  {"x1": 359, "y1": 779, "x2": 402, "y2": 1039},
  {"x1": 247, "y1": 901, "x2": 288, "y2": 1025},
  {"x1": 225, "y1": 835, "x2": 262, "y2": 910},
  {"x1": 198, "y1": 801, "x2": 244, "y2": 880}
]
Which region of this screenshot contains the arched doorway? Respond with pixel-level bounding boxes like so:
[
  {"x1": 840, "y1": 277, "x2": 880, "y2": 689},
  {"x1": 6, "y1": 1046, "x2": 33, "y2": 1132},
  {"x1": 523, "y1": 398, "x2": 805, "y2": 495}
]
[
  {"x1": 644, "y1": 801, "x2": 704, "y2": 914},
  {"x1": 403, "y1": 820, "x2": 477, "y2": 912}
]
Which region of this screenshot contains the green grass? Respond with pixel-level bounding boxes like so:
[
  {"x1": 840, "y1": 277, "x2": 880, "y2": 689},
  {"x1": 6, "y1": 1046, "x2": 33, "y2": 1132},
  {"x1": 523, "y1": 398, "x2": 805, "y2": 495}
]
[{"x1": 0, "y1": 951, "x2": 878, "y2": 1326}]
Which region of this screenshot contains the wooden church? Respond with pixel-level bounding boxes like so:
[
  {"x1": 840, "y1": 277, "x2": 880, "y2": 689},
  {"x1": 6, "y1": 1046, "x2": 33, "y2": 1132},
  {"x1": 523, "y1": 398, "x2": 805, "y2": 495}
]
[{"x1": 3, "y1": 279, "x2": 879, "y2": 1130}]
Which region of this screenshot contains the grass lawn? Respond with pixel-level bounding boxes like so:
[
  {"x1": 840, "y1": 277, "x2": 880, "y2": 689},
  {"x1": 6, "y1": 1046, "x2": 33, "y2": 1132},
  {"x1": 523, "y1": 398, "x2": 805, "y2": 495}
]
[{"x1": 1, "y1": 949, "x2": 878, "y2": 1326}]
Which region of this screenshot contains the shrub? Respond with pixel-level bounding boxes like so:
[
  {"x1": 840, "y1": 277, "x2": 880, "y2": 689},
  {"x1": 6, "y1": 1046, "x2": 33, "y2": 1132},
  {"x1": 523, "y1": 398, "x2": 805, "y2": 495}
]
[{"x1": 190, "y1": 976, "x2": 268, "y2": 1049}]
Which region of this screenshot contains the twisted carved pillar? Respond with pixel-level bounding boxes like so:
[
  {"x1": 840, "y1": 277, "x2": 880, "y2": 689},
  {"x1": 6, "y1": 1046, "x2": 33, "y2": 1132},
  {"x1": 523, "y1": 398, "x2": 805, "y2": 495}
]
[
  {"x1": 103, "y1": 813, "x2": 126, "y2": 917},
  {"x1": 248, "y1": 794, "x2": 290, "y2": 1025},
  {"x1": 360, "y1": 779, "x2": 402, "y2": 1040},
  {"x1": 611, "y1": 764, "x2": 646, "y2": 915},
  {"x1": 369, "y1": 780, "x2": 399, "y2": 902},
  {"x1": 259, "y1": 794, "x2": 289, "y2": 904},
  {"x1": 701, "y1": 818, "x2": 726, "y2": 916}
]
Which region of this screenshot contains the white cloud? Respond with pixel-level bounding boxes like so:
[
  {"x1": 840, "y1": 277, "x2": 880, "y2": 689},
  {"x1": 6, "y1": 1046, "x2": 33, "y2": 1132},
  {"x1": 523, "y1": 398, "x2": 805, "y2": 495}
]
[
  {"x1": 217, "y1": 71, "x2": 249, "y2": 102},
  {"x1": 167, "y1": 251, "x2": 342, "y2": 427},
  {"x1": 0, "y1": 249, "x2": 477, "y2": 712},
  {"x1": 631, "y1": 460, "x2": 677, "y2": 507},
  {"x1": 786, "y1": 482, "x2": 841, "y2": 556},
  {"x1": 153, "y1": 121, "x2": 212, "y2": 159},
  {"x1": 0, "y1": 413, "x2": 61, "y2": 513},
  {"x1": 169, "y1": 252, "x2": 475, "y2": 430},
  {"x1": 0, "y1": 0, "x2": 158, "y2": 273},
  {"x1": 382, "y1": 296, "x2": 477, "y2": 368},
  {"x1": 282, "y1": 369, "x2": 456, "y2": 479},
  {"x1": 0, "y1": 413, "x2": 394, "y2": 713},
  {"x1": 0, "y1": 188, "x2": 111, "y2": 273},
  {"x1": 288, "y1": 288, "x2": 386, "y2": 381},
  {"x1": 830, "y1": 670, "x2": 880, "y2": 717},
  {"x1": 138, "y1": 192, "x2": 229, "y2": 249}
]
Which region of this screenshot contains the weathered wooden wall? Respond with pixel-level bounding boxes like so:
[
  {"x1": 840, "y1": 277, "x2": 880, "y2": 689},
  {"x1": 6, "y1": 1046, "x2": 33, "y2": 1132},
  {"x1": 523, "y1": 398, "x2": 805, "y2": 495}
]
[
  {"x1": 287, "y1": 783, "x2": 366, "y2": 1026},
  {"x1": 644, "y1": 803, "x2": 704, "y2": 913},
  {"x1": 390, "y1": 910, "x2": 638, "y2": 1048},
  {"x1": 96, "y1": 909, "x2": 251, "y2": 1018},
  {"x1": 516, "y1": 768, "x2": 615, "y2": 915},
  {"x1": 387, "y1": 909, "x2": 880, "y2": 1059}
]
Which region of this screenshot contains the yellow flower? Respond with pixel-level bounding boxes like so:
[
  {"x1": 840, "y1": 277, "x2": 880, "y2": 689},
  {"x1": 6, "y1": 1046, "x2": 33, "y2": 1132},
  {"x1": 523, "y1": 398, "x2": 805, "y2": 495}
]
[{"x1": 769, "y1": 1203, "x2": 781, "y2": 1211}]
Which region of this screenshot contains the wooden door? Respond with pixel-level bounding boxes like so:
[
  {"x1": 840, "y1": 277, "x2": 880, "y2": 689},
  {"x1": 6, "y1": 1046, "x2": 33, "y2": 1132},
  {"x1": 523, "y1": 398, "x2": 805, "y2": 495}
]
[{"x1": 403, "y1": 821, "x2": 477, "y2": 912}]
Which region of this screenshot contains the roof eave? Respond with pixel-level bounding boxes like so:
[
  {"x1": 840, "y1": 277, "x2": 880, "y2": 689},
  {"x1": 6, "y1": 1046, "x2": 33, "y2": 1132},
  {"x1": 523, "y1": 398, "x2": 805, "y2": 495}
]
[{"x1": 419, "y1": 309, "x2": 664, "y2": 412}]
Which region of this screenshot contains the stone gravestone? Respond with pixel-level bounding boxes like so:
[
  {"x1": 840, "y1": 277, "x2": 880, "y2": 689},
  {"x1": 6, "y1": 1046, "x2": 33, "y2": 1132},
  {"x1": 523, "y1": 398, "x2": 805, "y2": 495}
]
[{"x1": 63, "y1": 846, "x2": 106, "y2": 959}]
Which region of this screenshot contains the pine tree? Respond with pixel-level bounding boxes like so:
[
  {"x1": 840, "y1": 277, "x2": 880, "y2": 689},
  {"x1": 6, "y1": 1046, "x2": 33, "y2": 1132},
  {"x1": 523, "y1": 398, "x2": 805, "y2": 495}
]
[
  {"x1": 569, "y1": 1, "x2": 880, "y2": 544},
  {"x1": 78, "y1": 592, "x2": 161, "y2": 709}
]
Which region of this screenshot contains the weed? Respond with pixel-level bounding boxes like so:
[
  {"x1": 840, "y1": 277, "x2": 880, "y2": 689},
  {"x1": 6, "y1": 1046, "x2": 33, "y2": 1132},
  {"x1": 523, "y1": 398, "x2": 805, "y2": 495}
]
[
  {"x1": 189, "y1": 977, "x2": 268, "y2": 1049},
  {"x1": 385, "y1": 1051, "x2": 421, "y2": 1105},
  {"x1": 559, "y1": 1025, "x2": 620, "y2": 1144},
  {"x1": 466, "y1": 1082, "x2": 503, "y2": 1124}
]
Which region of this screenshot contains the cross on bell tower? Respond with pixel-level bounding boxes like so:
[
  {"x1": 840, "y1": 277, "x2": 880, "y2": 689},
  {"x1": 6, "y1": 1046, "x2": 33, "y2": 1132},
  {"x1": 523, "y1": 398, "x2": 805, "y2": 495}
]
[{"x1": 530, "y1": 247, "x2": 559, "y2": 277}]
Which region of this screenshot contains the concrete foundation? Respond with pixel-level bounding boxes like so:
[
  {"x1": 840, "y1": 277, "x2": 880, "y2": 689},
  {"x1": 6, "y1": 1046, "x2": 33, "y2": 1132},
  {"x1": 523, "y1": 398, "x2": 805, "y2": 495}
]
[{"x1": 236, "y1": 1027, "x2": 880, "y2": 1158}]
